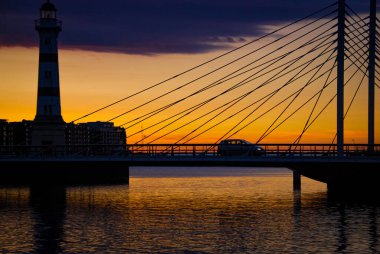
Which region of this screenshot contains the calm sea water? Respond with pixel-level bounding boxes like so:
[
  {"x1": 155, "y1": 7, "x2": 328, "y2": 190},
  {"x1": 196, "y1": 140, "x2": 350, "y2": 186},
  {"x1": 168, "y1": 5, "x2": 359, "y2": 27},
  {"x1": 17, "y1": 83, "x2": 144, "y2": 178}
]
[{"x1": 0, "y1": 167, "x2": 379, "y2": 253}]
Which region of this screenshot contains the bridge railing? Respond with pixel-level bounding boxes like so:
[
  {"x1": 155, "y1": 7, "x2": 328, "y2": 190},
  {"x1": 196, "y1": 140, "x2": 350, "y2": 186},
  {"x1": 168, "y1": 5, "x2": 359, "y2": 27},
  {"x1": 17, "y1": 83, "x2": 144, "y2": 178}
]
[{"x1": 0, "y1": 144, "x2": 379, "y2": 158}]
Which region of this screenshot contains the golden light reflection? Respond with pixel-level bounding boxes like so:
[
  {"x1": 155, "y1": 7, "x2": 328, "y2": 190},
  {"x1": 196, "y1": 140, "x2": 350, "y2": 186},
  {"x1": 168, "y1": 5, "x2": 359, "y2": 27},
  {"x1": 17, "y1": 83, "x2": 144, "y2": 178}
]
[{"x1": 0, "y1": 172, "x2": 328, "y2": 253}]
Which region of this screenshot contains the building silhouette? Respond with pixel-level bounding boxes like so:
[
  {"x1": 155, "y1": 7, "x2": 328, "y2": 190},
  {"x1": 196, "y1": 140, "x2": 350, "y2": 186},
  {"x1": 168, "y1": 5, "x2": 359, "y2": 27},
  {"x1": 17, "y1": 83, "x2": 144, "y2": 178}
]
[
  {"x1": 0, "y1": 120, "x2": 13, "y2": 152},
  {"x1": 66, "y1": 122, "x2": 127, "y2": 154}
]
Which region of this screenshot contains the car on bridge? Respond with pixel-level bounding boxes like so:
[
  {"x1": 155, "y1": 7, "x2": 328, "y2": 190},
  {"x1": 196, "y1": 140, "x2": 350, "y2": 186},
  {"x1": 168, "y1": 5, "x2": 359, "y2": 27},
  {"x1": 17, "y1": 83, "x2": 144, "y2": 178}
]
[{"x1": 217, "y1": 139, "x2": 265, "y2": 156}]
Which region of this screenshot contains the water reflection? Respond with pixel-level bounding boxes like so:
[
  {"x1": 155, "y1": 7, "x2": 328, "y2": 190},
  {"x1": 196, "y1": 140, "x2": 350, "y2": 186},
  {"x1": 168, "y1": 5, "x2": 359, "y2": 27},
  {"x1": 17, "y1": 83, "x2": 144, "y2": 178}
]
[
  {"x1": 30, "y1": 185, "x2": 66, "y2": 254},
  {"x1": 0, "y1": 170, "x2": 379, "y2": 253},
  {"x1": 369, "y1": 207, "x2": 378, "y2": 253},
  {"x1": 336, "y1": 203, "x2": 348, "y2": 253},
  {"x1": 325, "y1": 195, "x2": 380, "y2": 254},
  {"x1": 293, "y1": 190, "x2": 302, "y2": 216},
  {"x1": 0, "y1": 188, "x2": 33, "y2": 253}
]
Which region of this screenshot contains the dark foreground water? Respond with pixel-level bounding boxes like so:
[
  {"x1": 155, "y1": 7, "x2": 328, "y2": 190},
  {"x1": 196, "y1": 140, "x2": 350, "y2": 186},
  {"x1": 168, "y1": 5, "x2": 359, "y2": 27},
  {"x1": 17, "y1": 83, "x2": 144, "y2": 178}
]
[{"x1": 0, "y1": 167, "x2": 379, "y2": 253}]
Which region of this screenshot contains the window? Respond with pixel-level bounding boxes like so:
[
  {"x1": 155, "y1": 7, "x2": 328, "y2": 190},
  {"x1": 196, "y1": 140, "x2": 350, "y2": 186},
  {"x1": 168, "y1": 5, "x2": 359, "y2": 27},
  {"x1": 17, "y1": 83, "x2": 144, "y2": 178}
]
[
  {"x1": 41, "y1": 10, "x2": 56, "y2": 19},
  {"x1": 49, "y1": 105, "x2": 52, "y2": 115}
]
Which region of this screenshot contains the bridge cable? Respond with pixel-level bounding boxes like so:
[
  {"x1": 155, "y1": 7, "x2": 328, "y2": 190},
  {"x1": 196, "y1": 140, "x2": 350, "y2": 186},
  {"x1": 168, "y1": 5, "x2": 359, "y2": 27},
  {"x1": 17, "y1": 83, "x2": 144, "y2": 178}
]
[
  {"x1": 292, "y1": 59, "x2": 338, "y2": 146},
  {"x1": 129, "y1": 19, "x2": 367, "y2": 142},
  {"x1": 376, "y1": 25, "x2": 380, "y2": 88},
  {"x1": 212, "y1": 48, "x2": 337, "y2": 144},
  {"x1": 255, "y1": 43, "x2": 339, "y2": 143},
  {"x1": 257, "y1": 49, "x2": 367, "y2": 146},
  {"x1": 347, "y1": 31, "x2": 380, "y2": 89},
  {"x1": 291, "y1": 46, "x2": 369, "y2": 147},
  {"x1": 70, "y1": 2, "x2": 338, "y2": 123},
  {"x1": 345, "y1": 12, "x2": 370, "y2": 63},
  {"x1": 129, "y1": 18, "x2": 366, "y2": 144},
  {"x1": 122, "y1": 22, "x2": 338, "y2": 130},
  {"x1": 260, "y1": 32, "x2": 371, "y2": 145},
  {"x1": 293, "y1": 35, "x2": 372, "y2": 147},
  {"x1": 344, "y1": 22, "x2": 374, "y2": 81},
  {"x1": 139, "y1": 30, "x2": 340, "y2": 144},
  {"x1": 346, "y1": 4, "x2": 380, "y2": 86},
  {"x1": 175, "y1": 50, "x2": 339, "y2": 145},
  {"x1": 153, "y1": 38, "x2": 360, "y2": 148},
  {"x1": 330, "y1": 63, "x2": 369, "y2": 146},
  {"x1": 186, "y1": 44, "x2": 339, "y2": 145},
  {"x1": 183, "y1": 32, "x2": 366, "y2": 146},
  {"x1": 291, "y1": 21, "x2": 370, "y2": 146},
  {"x1": 76, "y1": 7, "x2": 338, "y2": 147},
  {"x1": 139, "y1": 37, "x2": 338, "y2": 144},
  {"x1": 128, "y1": 35, "x2": 337, "y2": 140},
  {"x1": 126, "y1": 29, "x2": 338, "y2": 137},
  {"x1": 345, "y1": 14, "x2": 369, "y2": 57},
  {"x1": 106, "y1": 11, "x2": 338, "y2": 124},
  {"x1": 347, "y1": 4, "x2": 380, "y2": 88},
  {"x1": 216, "y1": 38, "x2": 371, "y2": 145}
]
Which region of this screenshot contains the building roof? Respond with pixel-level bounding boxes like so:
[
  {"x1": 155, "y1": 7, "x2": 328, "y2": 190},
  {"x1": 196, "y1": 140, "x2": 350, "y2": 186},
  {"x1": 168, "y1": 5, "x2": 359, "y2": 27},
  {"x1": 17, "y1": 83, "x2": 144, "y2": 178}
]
[{"x1": 40, "y1": 1, "x2": 56, "y2": 11}]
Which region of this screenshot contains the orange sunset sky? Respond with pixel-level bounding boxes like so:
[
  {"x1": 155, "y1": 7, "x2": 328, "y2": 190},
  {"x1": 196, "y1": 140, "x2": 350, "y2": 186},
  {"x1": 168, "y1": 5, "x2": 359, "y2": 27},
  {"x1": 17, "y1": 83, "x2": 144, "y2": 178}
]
[{"x1": 1, "y1": 44, "x2": 378, "y2": 144}]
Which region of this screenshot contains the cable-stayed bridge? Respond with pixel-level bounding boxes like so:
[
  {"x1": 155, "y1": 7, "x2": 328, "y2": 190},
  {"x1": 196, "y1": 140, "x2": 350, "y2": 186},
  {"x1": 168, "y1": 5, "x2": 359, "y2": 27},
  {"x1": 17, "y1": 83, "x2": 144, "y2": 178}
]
[
  {"x1": 71, "y1": 0, "x2": 377, "y2": 150},
  {"x1": 1, "y1": 0, "x2": 380, "y2": 191}
]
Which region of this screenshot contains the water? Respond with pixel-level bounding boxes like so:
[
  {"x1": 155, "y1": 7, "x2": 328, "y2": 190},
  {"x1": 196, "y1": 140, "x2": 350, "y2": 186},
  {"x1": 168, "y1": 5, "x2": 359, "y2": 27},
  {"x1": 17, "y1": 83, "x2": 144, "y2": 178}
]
[{"x1": 0, "y1": 167, "x2": 379, "y2": 253}]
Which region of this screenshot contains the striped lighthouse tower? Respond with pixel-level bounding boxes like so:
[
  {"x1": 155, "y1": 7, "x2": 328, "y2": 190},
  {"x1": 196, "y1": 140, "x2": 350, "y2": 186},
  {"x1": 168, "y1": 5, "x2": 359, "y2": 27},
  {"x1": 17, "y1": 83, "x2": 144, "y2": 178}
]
[
  {"x1": 35, "y1": 0, "x2": 63, "y2": 123},
  {"x1": 32, "y1": 0, "x2": 65, "y2": 149}
]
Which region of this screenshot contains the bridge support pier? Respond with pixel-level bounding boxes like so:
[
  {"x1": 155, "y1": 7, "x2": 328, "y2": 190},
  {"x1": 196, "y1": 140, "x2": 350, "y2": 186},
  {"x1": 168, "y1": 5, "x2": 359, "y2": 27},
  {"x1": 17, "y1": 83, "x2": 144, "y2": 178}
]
[
  {"x1": 293, "y1": 170, "x2": 301, "y2": 191},
  {"x1": 0, "y1": 161, "x2": 130, "y2": 185}
]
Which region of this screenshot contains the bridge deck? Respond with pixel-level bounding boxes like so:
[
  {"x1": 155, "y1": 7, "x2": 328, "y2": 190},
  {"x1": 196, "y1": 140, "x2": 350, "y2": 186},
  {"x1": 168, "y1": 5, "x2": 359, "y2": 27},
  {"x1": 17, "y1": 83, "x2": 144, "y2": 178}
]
[{"x1": 1, "y1": 144, "x2": 379, "y2": 186}]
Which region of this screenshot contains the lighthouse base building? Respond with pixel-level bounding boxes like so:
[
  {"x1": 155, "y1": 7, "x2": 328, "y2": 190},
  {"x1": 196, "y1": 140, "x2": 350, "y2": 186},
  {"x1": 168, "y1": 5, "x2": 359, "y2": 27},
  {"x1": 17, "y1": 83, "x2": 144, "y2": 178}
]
[{"x1": 31, "y1": 123, "x2": 66, "y2": 153}]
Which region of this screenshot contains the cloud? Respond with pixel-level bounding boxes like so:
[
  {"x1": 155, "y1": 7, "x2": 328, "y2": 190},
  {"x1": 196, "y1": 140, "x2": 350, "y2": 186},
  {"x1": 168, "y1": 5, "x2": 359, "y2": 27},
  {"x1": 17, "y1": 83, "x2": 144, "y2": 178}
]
[{"x1": 0, "y1": 0, "x2": 372, "y2": 55}]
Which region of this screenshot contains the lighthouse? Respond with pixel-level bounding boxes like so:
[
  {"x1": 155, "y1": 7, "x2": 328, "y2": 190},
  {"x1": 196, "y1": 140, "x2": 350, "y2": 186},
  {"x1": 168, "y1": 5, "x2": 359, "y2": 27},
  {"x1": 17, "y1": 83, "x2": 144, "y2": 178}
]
[
  {"x1": 35, "y1": 0, "x2": 63, "y2": 123},
  {"x1": 32, "y1": 0, "x2": 65, "y2": 149}
]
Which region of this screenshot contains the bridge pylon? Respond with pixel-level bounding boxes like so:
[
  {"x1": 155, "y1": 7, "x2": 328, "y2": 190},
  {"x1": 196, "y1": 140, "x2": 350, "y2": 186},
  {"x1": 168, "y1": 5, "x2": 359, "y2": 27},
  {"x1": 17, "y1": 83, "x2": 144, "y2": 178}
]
[
  {"x1": 368, "y1": 0, "x2": 377, "y2": 151},
  {"x1": 337, "y1": 0, "x2": 345, "y2": 156}
]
